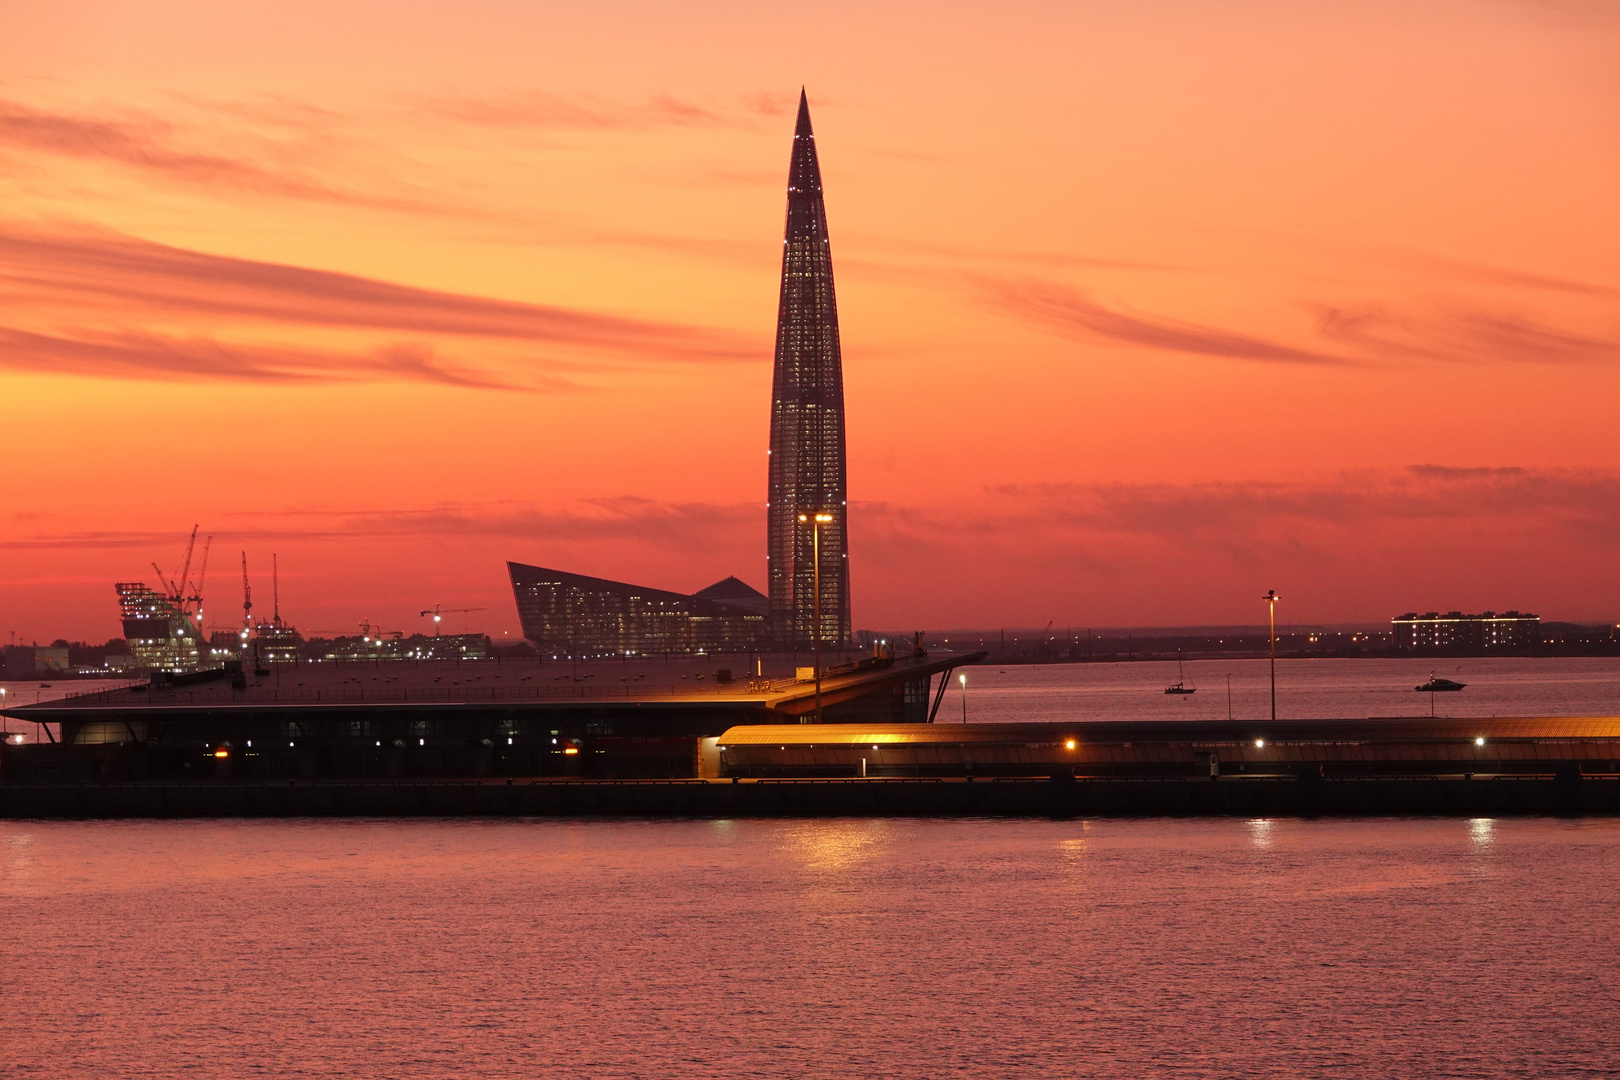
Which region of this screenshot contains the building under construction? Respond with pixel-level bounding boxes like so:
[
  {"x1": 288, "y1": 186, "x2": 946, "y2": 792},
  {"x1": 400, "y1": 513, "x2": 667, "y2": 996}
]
[{"x1": 116, "y1": 582, "x2": 207, "y2": 671}]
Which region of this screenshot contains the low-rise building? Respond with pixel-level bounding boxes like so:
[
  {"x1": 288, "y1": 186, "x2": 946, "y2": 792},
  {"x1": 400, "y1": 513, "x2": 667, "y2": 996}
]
[{"x1": 509, "y1": 562, "x2": 769, "y2": 657}]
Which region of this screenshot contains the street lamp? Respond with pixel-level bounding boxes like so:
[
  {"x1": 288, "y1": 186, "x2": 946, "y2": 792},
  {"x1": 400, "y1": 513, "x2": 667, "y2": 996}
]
[
  {"x1": 958, "y1": 672, "x2": 968, "y2": 723},
  {"x1": 798, "y1": 511, "x2": 834, "y2": 724},
  {"x1": 1263, "y1": 590, "x2": 1280, "y2": 722}
]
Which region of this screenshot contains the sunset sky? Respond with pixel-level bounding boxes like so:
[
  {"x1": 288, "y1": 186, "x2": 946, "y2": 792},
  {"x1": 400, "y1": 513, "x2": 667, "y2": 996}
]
[{"x1": 2, "y1": 0, "x2": 1618, "y2": 642}]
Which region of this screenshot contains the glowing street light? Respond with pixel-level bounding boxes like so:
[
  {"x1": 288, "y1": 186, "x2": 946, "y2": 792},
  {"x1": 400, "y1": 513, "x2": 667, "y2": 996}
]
[
  {"x1": 959, "y1": 672, "x2": 968, "y2": 723},
  {"x1": 1263, "y1": 590, "x2": 1280, "y2": 723},
  {"x1": 798, "y1": 511, "x2": 835, "y2": 724}
]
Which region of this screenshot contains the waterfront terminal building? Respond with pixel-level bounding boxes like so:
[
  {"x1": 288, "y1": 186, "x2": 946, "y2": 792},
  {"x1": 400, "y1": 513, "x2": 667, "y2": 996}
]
[{"x1": 509, "y1": 562, "x2": 770, "y2": 657}]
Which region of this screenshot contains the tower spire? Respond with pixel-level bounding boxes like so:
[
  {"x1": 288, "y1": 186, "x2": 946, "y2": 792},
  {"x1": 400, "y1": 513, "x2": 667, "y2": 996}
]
[{"x1": 767, "y1": 90, "x2": 852, "y2": 648}]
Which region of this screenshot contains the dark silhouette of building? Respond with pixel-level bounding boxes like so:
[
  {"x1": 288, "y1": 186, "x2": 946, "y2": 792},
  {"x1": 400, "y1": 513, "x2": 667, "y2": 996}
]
[
  {"x1": 508, "y1": 562, "x2": 769, "y2": 656},
  {"x1": 768, "y1": 89, "x2": 852, "y2": 647}
]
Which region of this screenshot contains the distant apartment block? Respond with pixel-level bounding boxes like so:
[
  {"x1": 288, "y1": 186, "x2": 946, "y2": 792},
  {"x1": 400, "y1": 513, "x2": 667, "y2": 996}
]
[{"x1": 1391, "y1": 611, "x2": 1540, "y2": 650}]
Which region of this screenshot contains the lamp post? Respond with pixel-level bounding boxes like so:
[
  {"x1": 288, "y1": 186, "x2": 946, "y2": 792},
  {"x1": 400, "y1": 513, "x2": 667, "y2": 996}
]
[
  {"x1": 959, "y1": 672, "x2": 968, "y2": 723},
  {"x1": 1263, "y1": 590, "x2": 1279, "y2": 723},
  {"x1": 798, "y1": 512, "x2": 834, "y2": 724}
]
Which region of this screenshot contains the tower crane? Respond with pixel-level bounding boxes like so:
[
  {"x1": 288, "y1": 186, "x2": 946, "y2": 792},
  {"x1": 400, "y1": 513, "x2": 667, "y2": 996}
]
[
  {"x1": 358, "y1": 619, "x2": 404, "y2": 641},
  {"x1": 272, "y1": 553, "x2": 284, "y2": 629},
  {"x1": 152, "y1": 524, "x2": 200, "y2": 610},
  {"x1": 186, "y1": 534, "x2": 212, "y2": 623},
  {"x1": 150, "y1": 525, "x2": 214, "y2": 621},
  {"x1": 240, "y1": 552, "x2": 254, "y2": 636},
  {"x1": 419, "y1": 604, "x2": 486, "y2": 636}
]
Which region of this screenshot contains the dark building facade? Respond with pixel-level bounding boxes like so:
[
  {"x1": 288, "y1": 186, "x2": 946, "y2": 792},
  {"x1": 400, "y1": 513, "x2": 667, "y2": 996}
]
[
  {"x1": 1392, "y1": 611, "x2": 1541, "y2": 651},
  {"x1": 767, "y1": 90, "x2": 852, "y2": 648},
  {"x1": 509, "y1": 562, "x2": 769, "y2": 656}
]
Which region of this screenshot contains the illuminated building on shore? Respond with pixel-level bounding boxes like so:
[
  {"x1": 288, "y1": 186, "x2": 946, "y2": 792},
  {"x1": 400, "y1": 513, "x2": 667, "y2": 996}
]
[
  {"x1": 1391, "y1": 610, "x2": 1540, "y2": 650},
  {"x1": 116, "y1": 582, "x2": 205, "y2": 671},
  {"x1": 509, "y1": 563, "x2": 768, "y2": 656}
]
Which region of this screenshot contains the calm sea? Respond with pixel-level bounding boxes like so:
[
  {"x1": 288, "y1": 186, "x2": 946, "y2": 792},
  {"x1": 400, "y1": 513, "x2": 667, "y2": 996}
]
[
  {"x1": 4, "y1": 657, "x2": 1617, "y2": 742},
  {"x1": 4, "y1": 817, "x2": 1620, "y2": 1078},
  {"x1": 959, "y1": 656, "x2": 1620, "y2": 724}
]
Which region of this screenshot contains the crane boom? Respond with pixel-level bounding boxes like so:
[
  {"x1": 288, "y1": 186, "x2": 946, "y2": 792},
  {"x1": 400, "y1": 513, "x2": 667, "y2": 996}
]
[
  {"x1": 174, "y1": 525, "x2": 199, "y2": 606},
  {"x1": 419, "y1": 604, "x2": 487, "y2": 635},
  {"x1": 188, "y1": 534, "x2": 212, "y2": 616},
  {"x1": 241, "y1": 552, "x2": 253, "y2": 628}
]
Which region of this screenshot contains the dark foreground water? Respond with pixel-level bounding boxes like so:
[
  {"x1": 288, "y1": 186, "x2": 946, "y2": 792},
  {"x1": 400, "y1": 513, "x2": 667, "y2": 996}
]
[{"x1": 4, "y1": 818, "x2": 1619, "y2": 1078}]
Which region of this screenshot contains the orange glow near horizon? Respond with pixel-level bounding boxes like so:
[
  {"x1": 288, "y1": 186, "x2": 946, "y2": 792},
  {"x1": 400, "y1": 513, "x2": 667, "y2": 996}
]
[{"x1": 1, "y1": 1, "x2": 1618, "y2": 643}]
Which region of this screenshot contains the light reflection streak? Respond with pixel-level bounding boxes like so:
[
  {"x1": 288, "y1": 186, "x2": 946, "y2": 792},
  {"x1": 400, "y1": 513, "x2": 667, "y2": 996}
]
[{"x1": 1248, "y1": 818, "x2": 1274, "y2": 850}]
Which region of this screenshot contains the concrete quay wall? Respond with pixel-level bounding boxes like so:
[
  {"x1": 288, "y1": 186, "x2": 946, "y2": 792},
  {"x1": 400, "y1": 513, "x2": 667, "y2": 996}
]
[{"x1": 2, "y1": 774, "x2": 1617, "y2": 818}]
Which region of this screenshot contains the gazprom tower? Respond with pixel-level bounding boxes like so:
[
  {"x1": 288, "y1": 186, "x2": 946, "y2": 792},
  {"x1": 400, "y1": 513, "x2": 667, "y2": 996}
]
[{"x1": 767, "y1": 90, "x2": 852, "y2": 648}]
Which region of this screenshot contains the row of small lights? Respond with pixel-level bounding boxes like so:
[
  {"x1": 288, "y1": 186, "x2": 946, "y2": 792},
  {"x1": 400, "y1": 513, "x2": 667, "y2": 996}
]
[{"x1": 715, "y1": 736, "x2": 1490, "y2": 752}]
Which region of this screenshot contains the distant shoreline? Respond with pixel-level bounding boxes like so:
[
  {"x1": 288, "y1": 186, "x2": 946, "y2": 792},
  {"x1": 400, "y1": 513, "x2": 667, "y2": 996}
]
[{"x1": 988, "y1": 648, "x2": 1620, "y2": 664}]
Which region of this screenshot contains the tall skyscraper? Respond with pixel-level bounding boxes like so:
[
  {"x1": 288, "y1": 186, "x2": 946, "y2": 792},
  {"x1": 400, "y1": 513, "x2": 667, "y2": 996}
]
[{"x1": 767, "y1": 90, "x2": 852, "y2": 647}]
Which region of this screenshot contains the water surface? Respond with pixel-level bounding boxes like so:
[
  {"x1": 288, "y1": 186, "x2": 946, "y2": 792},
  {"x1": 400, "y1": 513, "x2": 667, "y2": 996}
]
[
  {"x1": 4, "y1": 817, "x2": 1618, "y2": 1077},
  {"x1": 960, "y1": 656, "x2": 1620, "y2": 724}
]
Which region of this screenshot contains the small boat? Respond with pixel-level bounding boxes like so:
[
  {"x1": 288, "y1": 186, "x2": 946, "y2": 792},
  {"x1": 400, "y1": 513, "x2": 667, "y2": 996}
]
[
  {"x1": 1415, "y1": 675, "x2": 1466, "y2": 692},
  {"x1": 1165, "y1": 655, "x2": 1196, "y2": 695}
]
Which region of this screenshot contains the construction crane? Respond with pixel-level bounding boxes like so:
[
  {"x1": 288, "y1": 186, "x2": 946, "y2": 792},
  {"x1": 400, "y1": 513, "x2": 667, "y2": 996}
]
[
  {"x1": 358, "y1": 619, "x2": 404, "y2": 641},
  {"x1": 149, "y1": 525, "x2": 214, "y2": 621},
  {"x1": 271, "y1": 553, "x2": 284, "y2": 629},
  {"x1": 301, "y1": 622, "x2": 400, "y2": 639},
  {"x1": 240, "y1": 552, "x2": 254, "y2": 633},
  {"x1": 419, "y1": 604, "x2": 486, "y2": 636},
  {"x1": 186, "y1": 534, "x2": 212, "y2": 624},
  {"x1": 151, "y1": 525, "x2": 199, "y2": 612}
]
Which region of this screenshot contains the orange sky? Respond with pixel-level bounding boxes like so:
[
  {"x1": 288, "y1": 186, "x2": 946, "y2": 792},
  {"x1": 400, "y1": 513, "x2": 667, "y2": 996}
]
[{"x1": 2, "y1": 0, "x2": 1618, "y2": 642}]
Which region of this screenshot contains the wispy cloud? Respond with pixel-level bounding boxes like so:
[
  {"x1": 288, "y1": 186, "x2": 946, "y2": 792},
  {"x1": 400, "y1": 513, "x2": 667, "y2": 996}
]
[
  {"x1": 0, "y1": 497, "x2": 758, "y2": 551},
  {"x1": 0, "y1": 326, "x2": 536, "y2": 389},
  {"x1": 0, "y1": 225, "x2": 744, "y2": 353},
  {"x1": 0, "y1": 96, "x2": 407, "y2": 209},
  {"x1": 1316, "y1": 304, "x2": 1620, "y2": 366},
  {"x1": 978, "y1": 467, "x2": 1620, "y2": 542},
  {"x1": 983, "y1": 274, "x2": 1620, "y2": 370},
  {"x1": 0, "y1": 222, "x2": 759, "y2": 386},
  {"x1": 412, "y1": 89, "x2": 789, "y2": 132},
  {"x1": 985, "y1": 278, "x2": 1356, "y2": 365}
]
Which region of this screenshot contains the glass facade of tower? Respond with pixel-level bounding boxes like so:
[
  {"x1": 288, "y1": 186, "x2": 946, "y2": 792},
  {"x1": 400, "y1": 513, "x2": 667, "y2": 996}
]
[{"x1": 767, "y1": 91, "x2": 853, "y2": 648}]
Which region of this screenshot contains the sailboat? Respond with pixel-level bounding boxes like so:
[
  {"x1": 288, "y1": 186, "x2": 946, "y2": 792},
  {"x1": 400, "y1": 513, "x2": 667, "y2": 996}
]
[{"x1": 1165, "y1": 654, "x2": 1196, "y2": 695}]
